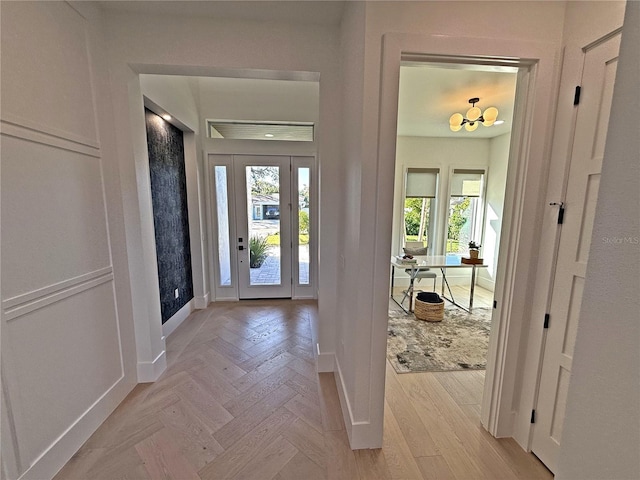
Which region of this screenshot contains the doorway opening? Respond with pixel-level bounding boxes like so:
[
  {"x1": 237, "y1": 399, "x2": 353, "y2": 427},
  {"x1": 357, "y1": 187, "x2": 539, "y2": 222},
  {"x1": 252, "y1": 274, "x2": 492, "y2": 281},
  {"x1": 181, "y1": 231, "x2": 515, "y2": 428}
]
[
  {"x1": 373, "y1": 33, "x2": 561, "y2": 452},
  {"x1": 386, "y1": 60, "x2": 518, "y2": 407}
]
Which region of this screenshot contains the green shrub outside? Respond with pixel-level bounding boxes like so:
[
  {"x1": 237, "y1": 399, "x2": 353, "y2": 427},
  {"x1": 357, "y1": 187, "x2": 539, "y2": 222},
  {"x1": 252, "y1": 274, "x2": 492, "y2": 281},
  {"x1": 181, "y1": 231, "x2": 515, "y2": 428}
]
[{"x1": 249, "y1": 235, "x2": 269, "y2": 268}]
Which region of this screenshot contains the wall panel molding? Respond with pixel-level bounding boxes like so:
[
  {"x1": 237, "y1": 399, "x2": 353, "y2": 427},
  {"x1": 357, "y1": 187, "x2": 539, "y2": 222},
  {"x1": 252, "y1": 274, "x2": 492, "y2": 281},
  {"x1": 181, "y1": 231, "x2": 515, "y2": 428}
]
[
  {"x1": 2, "y1": 268, "x2": 113, "y2": 321},
  {"x1": 0, "y1": 118, "x2": 101, "y2": 158}
]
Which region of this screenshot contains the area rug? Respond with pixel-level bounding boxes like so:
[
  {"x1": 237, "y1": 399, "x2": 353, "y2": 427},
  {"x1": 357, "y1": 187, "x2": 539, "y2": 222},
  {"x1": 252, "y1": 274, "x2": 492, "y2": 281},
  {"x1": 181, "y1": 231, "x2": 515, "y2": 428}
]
[{"x1": 387, "y1": 305, "x2": 492, "y2": 373}]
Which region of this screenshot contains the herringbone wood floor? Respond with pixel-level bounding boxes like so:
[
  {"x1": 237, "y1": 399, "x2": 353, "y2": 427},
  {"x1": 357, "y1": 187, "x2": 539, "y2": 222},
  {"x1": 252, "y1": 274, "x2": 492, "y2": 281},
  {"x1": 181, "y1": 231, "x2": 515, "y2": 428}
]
[{"x1": 55, "y1": 299, "x2": 551, "y2": 480}]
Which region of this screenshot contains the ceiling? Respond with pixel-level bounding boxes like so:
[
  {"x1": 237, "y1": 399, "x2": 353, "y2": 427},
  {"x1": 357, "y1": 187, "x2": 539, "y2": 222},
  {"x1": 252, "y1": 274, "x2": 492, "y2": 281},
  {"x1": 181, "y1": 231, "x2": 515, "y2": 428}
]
[
  {"x1": 148, "y1": 68, "x2": 518, "y2": 140},
  {"x1": 398, "y1": 63, "x2": 518, "y2": 138},
  {"x1": 116, "y1": 1, "x2": 519, "y2": 140},
  {"x1": 98, "y1": 0, "x2": 346, "y2": 26}
]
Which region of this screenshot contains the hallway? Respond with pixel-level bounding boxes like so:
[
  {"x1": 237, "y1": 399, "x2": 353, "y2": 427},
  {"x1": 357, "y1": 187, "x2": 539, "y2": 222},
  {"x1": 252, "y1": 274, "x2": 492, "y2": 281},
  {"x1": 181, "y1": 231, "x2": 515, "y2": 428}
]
[{"x1": 54, "y1": 300, "x2": 550, "y2": 479}]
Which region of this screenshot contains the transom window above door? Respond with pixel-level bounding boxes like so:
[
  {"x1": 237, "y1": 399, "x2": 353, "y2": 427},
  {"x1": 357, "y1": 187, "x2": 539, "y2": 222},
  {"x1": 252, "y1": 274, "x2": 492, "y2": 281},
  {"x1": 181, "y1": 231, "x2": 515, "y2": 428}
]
[{"x1": 207, "y1": 120, "x2": 314, "y2": 141}]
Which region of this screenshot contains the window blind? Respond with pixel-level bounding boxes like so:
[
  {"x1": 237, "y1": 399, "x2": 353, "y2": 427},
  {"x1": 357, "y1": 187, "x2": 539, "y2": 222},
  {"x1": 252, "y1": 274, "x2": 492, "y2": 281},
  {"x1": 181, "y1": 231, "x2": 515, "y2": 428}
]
[
  {"x1": 406, "y1": 168, "x2": 439, "y2": 198},
  {"x1": 450, "y1": 169, "x2": 485, "y2": 197}
]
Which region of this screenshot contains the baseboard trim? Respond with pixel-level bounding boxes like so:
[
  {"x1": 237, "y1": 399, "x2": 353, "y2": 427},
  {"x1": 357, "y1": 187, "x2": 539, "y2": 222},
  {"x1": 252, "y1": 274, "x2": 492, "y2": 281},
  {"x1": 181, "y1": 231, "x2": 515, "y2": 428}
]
[
  {"x1": 162, "y1": 299, "x2": 195, "y2": 338},
  {"x1": 333, "y1": 356, "x2": 378, "y2": 449},
  {"x1": 137, "y1": 349, "x2": 167, "y2": 383},
  {"x1": 476, "y1": 276, "x2": 496, "y2": 292},
  {"x1": 316, "y1": 344, "x2": 335, "y2": 372},
  {"x1": 194, "y1": 292, "x2": 209, "y2": 310},
  {"x1": 19, "y1": 376, "x2": 135, "y2": 480}
]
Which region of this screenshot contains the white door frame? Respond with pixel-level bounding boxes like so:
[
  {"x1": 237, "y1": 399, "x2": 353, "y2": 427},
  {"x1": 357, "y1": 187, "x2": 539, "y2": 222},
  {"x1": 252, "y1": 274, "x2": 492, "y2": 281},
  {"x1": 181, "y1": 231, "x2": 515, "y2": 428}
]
[
  {"x1": 374, "y1": 33, "x2": 560, "y2": 445},
  {"x1": 206, "y1": 153, "x2": 318, "y2": 302}
]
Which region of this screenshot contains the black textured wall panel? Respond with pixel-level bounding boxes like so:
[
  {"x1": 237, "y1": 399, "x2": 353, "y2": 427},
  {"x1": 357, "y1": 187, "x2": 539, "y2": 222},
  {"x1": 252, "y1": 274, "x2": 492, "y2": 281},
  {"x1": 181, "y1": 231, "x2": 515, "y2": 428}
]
[{"x1": 145, "y1": 108, "x2": 194, "y2": 324}]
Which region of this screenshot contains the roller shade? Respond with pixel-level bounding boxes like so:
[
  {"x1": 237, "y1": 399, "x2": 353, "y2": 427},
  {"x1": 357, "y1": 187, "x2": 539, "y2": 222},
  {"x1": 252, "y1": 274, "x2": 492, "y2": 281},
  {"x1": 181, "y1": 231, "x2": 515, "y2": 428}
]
[
  {"x1": 450, "y1": 169, "x2": 485, "y2": 197},
  {"x1": 406, "y1": 168, "x2": 439, "y2": 198}
]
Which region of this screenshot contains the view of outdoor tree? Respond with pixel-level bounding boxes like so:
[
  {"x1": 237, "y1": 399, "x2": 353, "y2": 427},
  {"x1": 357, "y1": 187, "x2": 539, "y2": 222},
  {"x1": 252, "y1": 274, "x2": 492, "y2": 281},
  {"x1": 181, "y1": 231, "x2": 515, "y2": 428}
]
[
  {"x1": 249, "y1": 166, "x2": 279, "y2": 195},
  {"x1": 448, "y1": 197, "x2": 471, "y2": 241},
  {"x1": 404, "y1": 196, "x2": 472, "y2": 251},
  {"x1": 299, "y1": 183, "x2": 309, "y2": 208},
  {"x1": 447, "y1": 197, "x2": 471, "y2": 252},
  {"x1": 404, "y1": 198, "x2": 430, "y2": 240}
]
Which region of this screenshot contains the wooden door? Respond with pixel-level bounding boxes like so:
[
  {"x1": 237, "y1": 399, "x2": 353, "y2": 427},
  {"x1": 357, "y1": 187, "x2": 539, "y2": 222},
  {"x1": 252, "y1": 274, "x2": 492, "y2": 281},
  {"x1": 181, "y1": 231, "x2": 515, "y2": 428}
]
[{"x1": 531, "y1": 32, "x2": 621, "y2": 473}]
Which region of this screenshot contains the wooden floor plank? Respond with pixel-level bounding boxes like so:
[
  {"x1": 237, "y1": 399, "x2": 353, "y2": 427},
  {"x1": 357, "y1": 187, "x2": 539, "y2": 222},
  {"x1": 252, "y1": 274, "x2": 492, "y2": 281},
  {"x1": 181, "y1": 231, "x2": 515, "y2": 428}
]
[
  {"x1": 317, "y1": 373, "x2": 345, "y2": 432},
  {"x1": 415, "y1": 455, "x2": 456, "y2": 480},
  {"x1": 285, "y1": 393, "x2": 323, "y2": 433},
  {"x1": 276, "y1": 451, "x2": 326, "y2": 480},
  {"x1": 213, "y1": 384, "x2": 297, "y2": 449},
  {"x1": 232, "y1": 351, "x2": 296, "y2": 392},
  {"x1": 135, "y1": 428, "x2": 200, "y2": 480},
  {"x1": 223, "y1": 366, "x2": 296, "y2": 417},
  {"x1": 354, "y1": 448, "x2": 392, "y2": 480},
  {"x1": 382, "y1": 400, "x2": 423, "y2": 479},
  {"x1": 324, "y1": 429, "x2": 360, "y2": 480},
  {"x1": 158, "y1": 399, "x2": 225, "y2": 469},
  {"x1": 230, "y1": 435, "x2": 298, "y2": 480},
  {"x1": 385, "y1": 362, "x2": 440, "y2": 457},
  {"x1": 198, "y1": 407, "x2": 296, "y2": 480},
  {"x1": 175, "y1": 378, "x2": 234, "y2": 433},
  {"x1": 54, "y1": 299, "x2": 553, "y2": 480},
  {"x1": 281, "y1": 417, "x2": 326, "y2": 469}
]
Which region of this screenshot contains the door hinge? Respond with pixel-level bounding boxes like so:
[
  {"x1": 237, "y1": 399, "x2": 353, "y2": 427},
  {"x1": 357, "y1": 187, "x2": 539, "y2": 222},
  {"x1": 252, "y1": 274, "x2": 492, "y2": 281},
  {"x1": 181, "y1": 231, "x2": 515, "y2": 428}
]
[
  {"x1": 573, "y1": 85, "x2": 581, "y2": 105},
  {"x1": 493, "y1": 300, "x2": 497, "y2": 309},
  {"x1": 531, "y1": 410, "x2": 536, "y2": 424},
  {"x1": 544, "y1": 313, "x2": 550, "y2": 329}
]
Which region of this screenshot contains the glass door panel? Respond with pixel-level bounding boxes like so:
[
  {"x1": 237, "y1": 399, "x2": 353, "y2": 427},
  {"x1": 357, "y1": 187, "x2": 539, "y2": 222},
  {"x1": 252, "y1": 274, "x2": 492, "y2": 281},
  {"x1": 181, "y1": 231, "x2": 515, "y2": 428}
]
[
  {"x1": 246, "y1": 165, "x2": 281, "y2": 286},
  {"x1": 214, "y1": 166, "x2": 232, "y2": 286},
  {"x1": 234, "y1": 156, "x2": 292, "y2": 299},
  {"x1": 297, "y1": 167, "x2": 310, "y2": 285}
]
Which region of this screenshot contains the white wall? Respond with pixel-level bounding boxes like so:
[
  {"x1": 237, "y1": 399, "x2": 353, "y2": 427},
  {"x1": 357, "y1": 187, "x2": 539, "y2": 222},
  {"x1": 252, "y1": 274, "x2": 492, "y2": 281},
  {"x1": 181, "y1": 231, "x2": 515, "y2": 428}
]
[
  {"x1": 140, "y1": 75, "x2": 200, "y2": 133},
  {"x1": 198, "y1": 76, "x2": 318, "y2": 124},
  {"x1": 478, "y1": 133, "x2": 510, "y2": 288},
  {"x1": 391, "y1": 136, "x2": 494, "y2": 287},
  {"x1": 393, "y1": 136, "x2": 491, "y2": 256},
  {"x1": 556, "y1": 2, "x2": 639, "y2": 478},
  {"x1": 334, "y1": 0, "x2": 567, "y2": 448},
  {"x1": 333, "y1": 0, "x2": 366, "y2": 440},
  {"x1": 1, "y1": 3, "x2": 137, "y2": 478},
  {"x1": 102, "y1": 8, "x2": 342, "y2": 387}
]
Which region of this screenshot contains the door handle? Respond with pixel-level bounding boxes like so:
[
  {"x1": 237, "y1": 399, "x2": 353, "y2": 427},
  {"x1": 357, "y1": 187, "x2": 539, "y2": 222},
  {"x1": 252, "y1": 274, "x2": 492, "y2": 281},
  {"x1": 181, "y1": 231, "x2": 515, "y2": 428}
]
[{"x1": 238, "y1": 246, "x2": 244, "y2": 251}]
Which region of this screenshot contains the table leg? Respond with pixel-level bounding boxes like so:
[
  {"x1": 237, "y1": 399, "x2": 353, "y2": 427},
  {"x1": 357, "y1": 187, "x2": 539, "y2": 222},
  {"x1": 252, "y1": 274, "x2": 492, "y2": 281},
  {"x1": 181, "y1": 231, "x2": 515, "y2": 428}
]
[
  {"x1": 390, "y1": 265, "x2": 395, "y2": 298},
  {"x1": 469, "y1": 265, "x2": 476, "y2": 311}
]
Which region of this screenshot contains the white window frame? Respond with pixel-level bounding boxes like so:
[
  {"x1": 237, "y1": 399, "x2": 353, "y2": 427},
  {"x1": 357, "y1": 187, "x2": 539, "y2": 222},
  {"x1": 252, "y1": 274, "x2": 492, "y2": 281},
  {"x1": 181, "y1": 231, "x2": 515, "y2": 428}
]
[
  {"x1": 400, "y1": 167, "x2": 439, "y2": 253},
  {"x1": 444, "y1": 167, "x2": 488, "y2": 255}
]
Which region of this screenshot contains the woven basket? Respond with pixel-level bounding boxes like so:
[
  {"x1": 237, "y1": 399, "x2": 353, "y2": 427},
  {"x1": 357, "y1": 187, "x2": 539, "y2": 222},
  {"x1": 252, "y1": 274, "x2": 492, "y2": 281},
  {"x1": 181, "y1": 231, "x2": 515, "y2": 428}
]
[{"x1": 414, "y1": 298, "x2": 444, "y2": 322}]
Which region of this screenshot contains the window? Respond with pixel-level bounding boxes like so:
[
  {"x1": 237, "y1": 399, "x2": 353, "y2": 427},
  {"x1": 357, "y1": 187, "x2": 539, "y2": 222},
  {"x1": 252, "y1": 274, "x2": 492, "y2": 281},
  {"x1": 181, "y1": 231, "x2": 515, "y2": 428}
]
[
  {"x1": 403, "y1": 168, "x2": 438, "y2": 250},
  {"x1": 446, "y1": 169, "x2": 486, "y2": 254},
  {"x1": 207, "y1": 120, "x2": 314, "y2": 142},
  {"x1": 214, "y1": 166, "x2": 232, "y2": 286}
]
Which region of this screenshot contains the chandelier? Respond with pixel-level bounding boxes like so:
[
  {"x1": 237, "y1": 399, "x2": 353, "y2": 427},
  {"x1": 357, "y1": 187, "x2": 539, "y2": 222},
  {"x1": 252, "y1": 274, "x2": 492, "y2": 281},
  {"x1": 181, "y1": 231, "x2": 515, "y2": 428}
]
[{"x1": 449, "y1": 98, "x2": 499, "y2": 132}]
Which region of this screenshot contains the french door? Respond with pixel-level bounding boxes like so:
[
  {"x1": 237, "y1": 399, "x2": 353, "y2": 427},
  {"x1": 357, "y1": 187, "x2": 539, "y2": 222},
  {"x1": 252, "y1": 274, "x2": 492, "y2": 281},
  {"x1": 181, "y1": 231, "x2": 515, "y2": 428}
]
[{"x1": 210, "y1": 154, "x2": 314, "y2": 300}]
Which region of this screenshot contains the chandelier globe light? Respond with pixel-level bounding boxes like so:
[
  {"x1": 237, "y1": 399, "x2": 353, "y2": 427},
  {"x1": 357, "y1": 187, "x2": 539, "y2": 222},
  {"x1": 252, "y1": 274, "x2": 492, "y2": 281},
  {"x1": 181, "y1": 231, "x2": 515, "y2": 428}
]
[{"x1": 449, "y1": 98, "x2": 499, "y2": 132}]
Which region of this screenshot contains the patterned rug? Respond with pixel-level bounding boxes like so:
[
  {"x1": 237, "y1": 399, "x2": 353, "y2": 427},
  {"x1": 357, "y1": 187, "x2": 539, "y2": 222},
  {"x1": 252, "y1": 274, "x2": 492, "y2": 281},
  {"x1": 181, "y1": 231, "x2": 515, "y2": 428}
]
[{"x1": 387, "y1": 305, "x2": 492, "y2": 373}]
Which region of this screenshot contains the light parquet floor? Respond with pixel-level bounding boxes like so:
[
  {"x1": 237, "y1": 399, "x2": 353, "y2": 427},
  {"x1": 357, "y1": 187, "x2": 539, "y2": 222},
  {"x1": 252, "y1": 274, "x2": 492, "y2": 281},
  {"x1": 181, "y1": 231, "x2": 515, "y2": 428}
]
[{"x1": 55, "y1": 299, "x2": 551, "y2": 480}]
